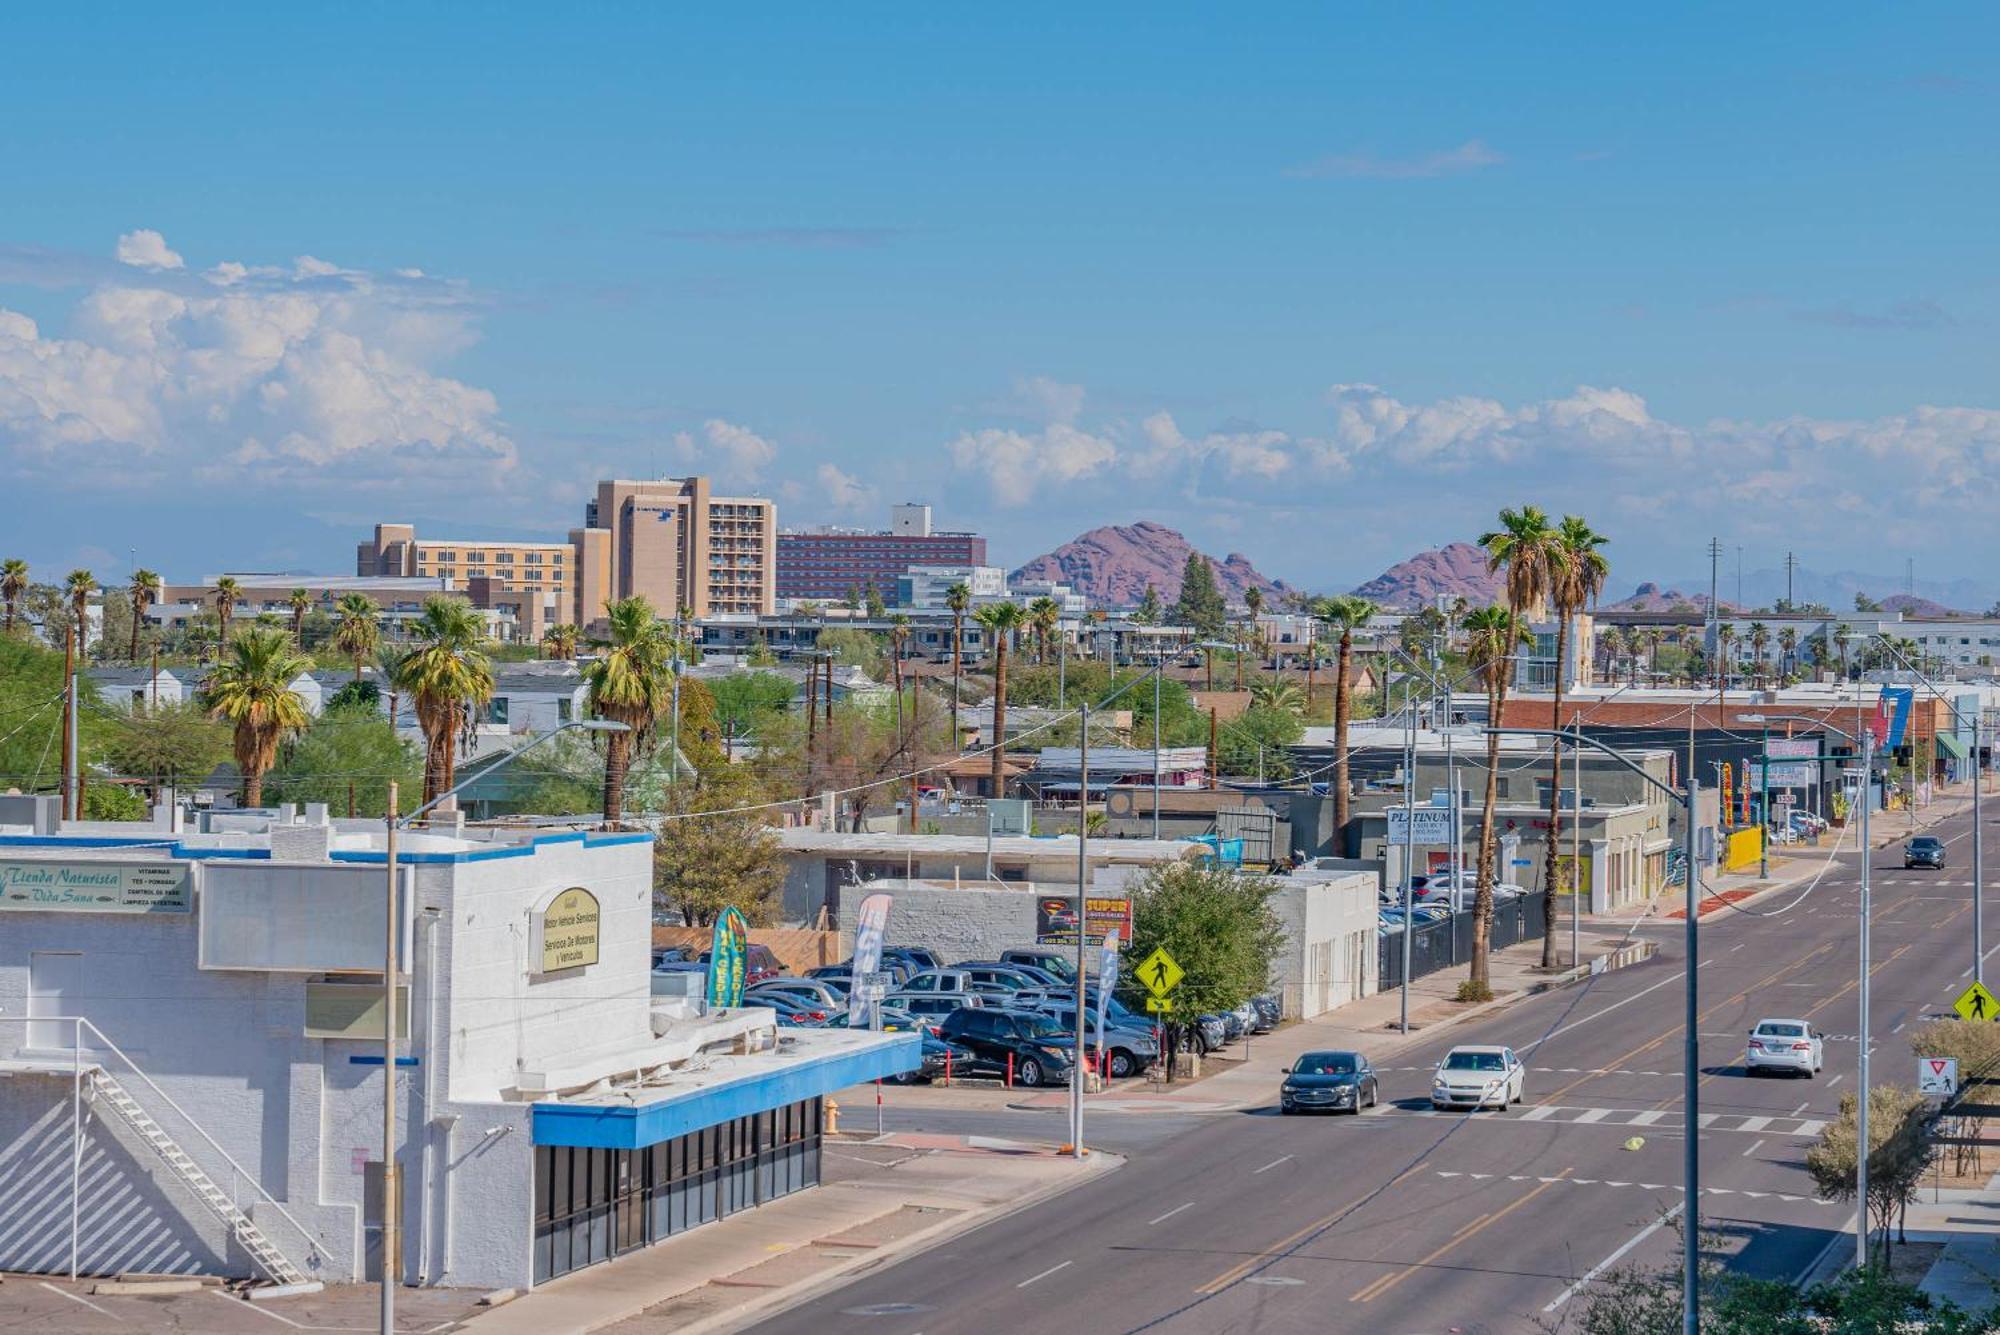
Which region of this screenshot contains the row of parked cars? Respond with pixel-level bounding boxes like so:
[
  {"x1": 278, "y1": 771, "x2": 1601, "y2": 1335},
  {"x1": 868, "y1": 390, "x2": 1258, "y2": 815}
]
[
  {"x1": 651, "y1": 942, "x2": 1280, "y2": 1085},
  {"x1": 1376, "y1": 872, "x2": 1527, "y2": 935}
]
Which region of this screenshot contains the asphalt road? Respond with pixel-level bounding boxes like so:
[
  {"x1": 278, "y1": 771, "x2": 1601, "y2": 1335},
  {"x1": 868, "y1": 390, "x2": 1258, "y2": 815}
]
[{"x1": 754, "y1": 805, "x2": 1986, "y2": 1334}]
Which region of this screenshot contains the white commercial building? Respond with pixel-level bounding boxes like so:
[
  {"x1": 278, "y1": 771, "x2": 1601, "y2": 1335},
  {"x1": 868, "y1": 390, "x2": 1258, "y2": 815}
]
[{"x1": 0, "y1": 803, "x2": 914, "y2": 1293}]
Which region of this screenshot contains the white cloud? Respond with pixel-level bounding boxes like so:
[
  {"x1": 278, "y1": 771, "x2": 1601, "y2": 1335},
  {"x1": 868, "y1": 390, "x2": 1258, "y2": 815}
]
[
  {"x1": 115, "y1": 229, "x2": 184, "y2": 270},
  {"x1": 1012, "y1": 375, "x2": 1085, "y2": 425},
  {"x1": 0, "y1": 231, "x2": 514, "y2": 490},
  {"x1": 948, "y1": 423, "x2": 1119, "y2": 506},
  {"x1": 815, "y1": 462, "x2": 876, "y2": 513},
  {"x1": 1136, "y1": 412, "x2": 1299, "y2": 480},
  {"x1": 670, "y1": 417, "x2": 778, "y2": 482},
  {"x1": 1286, "y1": 140, "x2": 1505, "y2": 181}
]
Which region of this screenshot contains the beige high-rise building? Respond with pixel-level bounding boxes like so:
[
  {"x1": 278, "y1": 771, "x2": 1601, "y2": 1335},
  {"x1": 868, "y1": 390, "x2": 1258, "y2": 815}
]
[
  {"x1": 585, "y1": 478, "x2": 777, "y2": 619},
  {"x1": 358, "y1": 477, "x2": 775, "y2": 638}
]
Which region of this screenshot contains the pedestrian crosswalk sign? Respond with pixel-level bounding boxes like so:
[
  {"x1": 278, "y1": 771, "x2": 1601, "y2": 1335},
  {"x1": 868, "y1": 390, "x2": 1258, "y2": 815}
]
[
  {"x1": 1136, "y1": 947, "x2": 1183, "y2": 998},
  {"x1": 1953, "y1": 981, "x2": 1999, "y2": 1023}
]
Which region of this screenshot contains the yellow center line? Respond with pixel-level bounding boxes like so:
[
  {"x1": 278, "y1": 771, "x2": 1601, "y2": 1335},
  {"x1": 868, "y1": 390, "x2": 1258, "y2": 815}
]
[
  {"x1": 1194, "y1": 1162, "x2": 1428, "y2": 1295},
  {"x1": 1350, "y1": 1170, "x2": 1574, "y2": 1303}
]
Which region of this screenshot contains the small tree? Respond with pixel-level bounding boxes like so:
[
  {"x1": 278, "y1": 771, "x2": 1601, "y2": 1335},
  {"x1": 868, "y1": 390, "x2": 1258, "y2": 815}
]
[
  {"x1": 654, "y1": 769, "x2": 787, "y2": 925},
  {"x1": 1134, "y1": 585, "x2": 1162, "y2": 625},
  {"x1": 103, "y1": 700, "x2": 229, "y2": 799},
  {"x1": 1126, "y1": 861, "x2": 1285, "y2": 1072},
  {"x1": 1171, "y1": 553, "x2": 1227, "y2": 638},
  {"x1": 1806, "y1": 1083, "x2": 1932, "y2": 1267}
]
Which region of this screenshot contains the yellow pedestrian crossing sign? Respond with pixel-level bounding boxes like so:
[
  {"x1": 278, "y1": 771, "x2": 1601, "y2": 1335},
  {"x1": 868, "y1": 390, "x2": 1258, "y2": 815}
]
[
  {"x1": 1955, "y1": 981, "x2": 1999, "y2": 1023},
  {"x1": 1136, "y1": 947, "x2": 1183, "y2": 998}
]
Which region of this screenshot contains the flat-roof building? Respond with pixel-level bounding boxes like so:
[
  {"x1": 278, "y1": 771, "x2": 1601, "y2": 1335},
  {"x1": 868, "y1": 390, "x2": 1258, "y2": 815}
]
[{"x1": 777, "y1": 504, "x2": 986, "y2": 603}]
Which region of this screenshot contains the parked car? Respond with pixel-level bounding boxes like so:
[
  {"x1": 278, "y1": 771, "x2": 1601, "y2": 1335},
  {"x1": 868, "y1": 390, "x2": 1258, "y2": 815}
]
[
  {"x1": 889, "y1": 1031, "x2": 978, "y2": 1084},
  {"x1": 884, "y1": 946, "x2": 943, "y2": 973},
  {"x1": 1280, "y1": 1050, "x2": 1379, "y2": 1115},
  {"x1": 899, "y1": 968, "x2": 976, "y2": 995},
  {"x1": 651, "y1": 945, "x2": 699, "y2": 968},
  {"x1": 886, "y1": 991, "x2": 984, "y2": 1021},
  {"x1": 828, "y1": 1005, "x2": 919, "y2": 1032},
  {"x1": 741, "y1": 993, "x2": 829, "y2": 1026},
  {"x1": 936, "y1": 1008, "x2": 1075, "y2": 1087},
  {"x1": 1031, "y1": 1002, "x2": 1161, "y2": 1078},
  {"x1": 1905, "y1": 836, "x2": 1947, "y2": 870},
  {"x1": 745, "y1": 977, "x2": 848, "y2": 1009},
  {"x1": 1745, "y1": 1018, "x2": 1824, "y2": 1077},
  {"x1": 1248, "y1": 995, "x2": 1281, "y2": 1031},
  {"x1": 1179, "y1": 1013, "x2": 1229, "y2": 1054},
  {"x1": 807, "y1": 964, "x2": 855, "y2": 986},
  {"x1": 1431, "y1": 1045, "x2": 1524, "y2": 1110},
  {"x1": 698, "y1": 943, "x2": 784, "y2": 987},
  {"x1": 999, "y1": 947, "x2": 1078, "y2": 981},
  {"x1": 950, "y1": 962, "x2": 1047, "y2": 992},
  {"x1": 1218, "y1": 1009, "x2": 1245, "y2": 1041}
]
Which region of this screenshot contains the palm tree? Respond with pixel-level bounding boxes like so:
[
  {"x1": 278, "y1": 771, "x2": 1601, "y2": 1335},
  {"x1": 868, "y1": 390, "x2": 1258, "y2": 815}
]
[
  {"x1": 1027, "y1": 596, "x2": 1062, "y2": 666},
  {"x1": 392, "y1": 597, "x2": 495, "y2": 806},
  {"x1": 1834, "y1": 624, "x2": 1852, "y2": 679},
  {"x1": 0, "y1": 558, "x2": 26, "y2": 633},
  {"x1": 1244, "y1": 586, "x2": 1266, "y2": 670},
  {"x1": 287, "y1": 588, "x2": 313, "y2": 645},
  {"x1": 887, "y1": 613, "x2": 912, "y2": 745},
  {"x1": 541, "y1": 623, "x2": 580, "y2": 661},
  {"x1": 974, "y1": 602, "x2": 1026, "y2": 797},
  {"x1": 331, "y1": 593, "x2": 381, "y2": 686},
  {"x1": 213, "y1": 576, "x2": 242, "y2": 646},
  {"x1": 1677, "y1": 626, "x2": 1702, "y2": 686},
  {"x1": 1747, "y1": 622, "x2": 1770, "y2": 689},
  {"x1": 1462, "y1": 605, "x2": 1532, "y2": 997},
  {"x1": 1534, "y1": 516, "x2": 1609, "y2": 968},
  {"x1": 204, "y1": 627, "x2": 312, "y2": 808},
  {"x1": 1778, "y1": 627, "x2": 1798, "y2": 681},
  {"x1": 1595, "y1": 625, "x2": 1623, "y2": 681},
  {"x1": 1644, "y1": 627, "x2": 1664, "y2": 684},
  {"x1": 128, "y1": 569, "x2": 162, "y2": 661},
  {"x1": 1715, "y1": 624, "x2": 1738, "y2": 701},
  {"x1": 1312, "y1": 594, "x2": 1377, "y2": 838},
  {"x1": 945, "y1": 581, "x2": 972, "y2": 726},
  {"x1": 585, "y1": 597, "x2": 672, "y2": 827},
  {"x1": 64, "y1": 570, "x2": 97, "y2": 653},
  {"x1": 1248, "y1": 678, "x2": 1303, "y2": 713}
]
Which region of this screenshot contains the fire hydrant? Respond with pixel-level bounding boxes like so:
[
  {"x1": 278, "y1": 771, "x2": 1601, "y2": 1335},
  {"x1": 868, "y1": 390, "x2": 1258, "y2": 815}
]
[{"x1": 824, "y1": 1098, "x2": 841, "y2": 1135}]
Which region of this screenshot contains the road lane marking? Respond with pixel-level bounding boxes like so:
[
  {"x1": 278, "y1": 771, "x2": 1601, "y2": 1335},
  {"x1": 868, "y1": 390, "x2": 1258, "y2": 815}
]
[
  {"x1": 1017, "y1": 1261, "x2": 1071, "y2": 1288},
  {"x1": 1520, "y1": 1105, "x2": 1557, "y2": 1122},
  {"x1": 1148, "y1": 1202, "x2": 1194, "y2": 1226},
  {"x1": 1744, "y1": 1139, "x2": 1766, "y2": 1158},
  {"x1": 1543, "y1": 1204, "x2": 1684, "y2": 1313},
  {"x1": 1351, "y1": 1170, "x2": 1573, "y2": 1303},
  {"x1": 1252, "y1": 1155, "x2": 1294, "y2": 1175},
  {"x1": 1194, "y1": 1162, "x2": 1430, "y2": 1296},
  {"x1": 1827, "y1": 1073, "x2": 1844, "y2": 1086},
  {"x1": 1574, "y1": 1108, "x2": 1611, "y2": 1124},
  {"x1": 1629, "y1": 1110, "x2": 1666, "y2": 1127},
  {"x1": 1739, "y1": 1116, "x2": 1772, "y2": 1132},
  {"x1": 1521, "y1": 968, "x2": 1690, "y2": 1056}
]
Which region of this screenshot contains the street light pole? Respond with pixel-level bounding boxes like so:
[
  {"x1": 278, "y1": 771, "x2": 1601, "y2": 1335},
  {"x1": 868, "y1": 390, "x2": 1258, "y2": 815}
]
[
  {"x1": 1490, "y1": 726, "x2": 1701, "y2": 1333},
  {"x1": 1400, "y1": 697, "x2": 1416, "y2": 1033},
  {"x1": 1152, "y1": 638, "x2": 1163, "y2": 840},
  {"x1": 1759, "y1": 718, "x2": 1770, "y2": 880},
  {"x1": 1070, "y1": 702, "x2": 1089, "y2": 1158}
]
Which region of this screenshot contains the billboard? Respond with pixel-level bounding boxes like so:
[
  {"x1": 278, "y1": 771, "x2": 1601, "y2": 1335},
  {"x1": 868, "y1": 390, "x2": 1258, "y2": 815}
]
[
  {"x1": 1386, "y1": 808, "x2": 1455, "y2": 843},
  {"x1": 1764, "y1": 737, "x2": 1818, "y2": 760},
  {"x1": 1035, "y1": 895, "x2": 1132, "y2": 946},
  {"x1": 1754, "y1": 761, "x2": 1817, "y2": 789}
]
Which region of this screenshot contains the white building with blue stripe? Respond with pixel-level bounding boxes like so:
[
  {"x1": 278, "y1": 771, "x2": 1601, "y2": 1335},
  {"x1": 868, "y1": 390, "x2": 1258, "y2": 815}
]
[{"x1": 0, "y1": 799, "x2": 916, "y2": 1294}]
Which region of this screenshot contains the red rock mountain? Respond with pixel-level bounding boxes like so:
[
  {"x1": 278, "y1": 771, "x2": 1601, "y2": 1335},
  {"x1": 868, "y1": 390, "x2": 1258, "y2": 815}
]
[
  {"x1": 1010, "y1": 521, "x2": 1295, "y2": 607},
  {"x1": 1349, "y1": 543, "x2": 1504, "y2": 608}
]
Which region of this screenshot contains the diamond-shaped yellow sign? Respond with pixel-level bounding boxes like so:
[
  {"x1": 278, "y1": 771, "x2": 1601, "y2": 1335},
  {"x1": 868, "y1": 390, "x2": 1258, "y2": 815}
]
[
  {"x1": 1954, "y1": 981, "x2": 1999, "y2": 1023},
  {"x1": 1136, "y1": 947, "x2": 1183, "y2": 998}
]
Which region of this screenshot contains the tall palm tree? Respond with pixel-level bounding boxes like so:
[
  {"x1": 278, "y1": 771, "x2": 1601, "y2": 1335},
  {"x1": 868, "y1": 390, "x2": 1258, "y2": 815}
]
[
  {"x1": 541, "y1": 623, "x2": 579, "y2": 661},
  {"x1": 331, "y1": 593, "x2": 381, "y2": 686},
  {"x1": 1747, "y1": 621, "x2": 1770, "y2": 689},
  {"x1": 975, "y1": 602, "x2": 1026, "y2": 797},
  {"x1": 1677, "y1": 626, "x2": 1702, "y2": 686},
  {"x1": 585, "y1": 596, "x2": 671, "y2": 827},
  {"x1": 392, "y1": 596, "x2": 495, "y2": 806},
  {"x1": 64, "y1": 570, "x2": 98, "y2": 653},
  {"x1": 1462, "y1": 605, "x2": 1532, "y2": 996},
  {"x1": 1480, "y1": 505, "x2": 1560, "y2": 624},
  {"x1": 204, "y1": 627, "x2": 312, "y2": 808},
  {"x1": 1644, "y1": 627, "x2": 1664, "y2": 684},
  {"x1": 128, "y1": 569, "x2": 162, "y2": 661},
  {"x1": 1535, "y1": 516, "x2": 1609, "y2": 968},
  {"x1": 1244, "y1": 586, "x2": 1265, "y2": 669},
  {"x1": 887, "y1": 613, "x2": 912, "y2": 746},
  {"x1": 1027, "y1": 596, "x2": 1062, "y2": 666},
  {"x1": 1595, "y1": 625, "x2": 1624, "y2": 681},
  {"x1": 213, "y1": 576, "x2": 242, "y2": 646},
  {"x1": 1312, "y1": 594, "x2": 1377, "y2": 839},
  {"x1": 945, "y1": 581, "x2": 971, "y2": 727},
  {"x1": 1777, "y1": 627, "x2": 1798, "y2": 681},
  {"x1": 0, "y1": 558, "x2": 26, "y2": 634},
  {"x1": 1834, "y1": 624, "x2": 1852, "y2": 679},
  {"x1": 287, "y1": 588, "x2": 313, "y2": 645},
  {"x1": 1715, "y1": 624, "x2": 1738, "y2": 702}
]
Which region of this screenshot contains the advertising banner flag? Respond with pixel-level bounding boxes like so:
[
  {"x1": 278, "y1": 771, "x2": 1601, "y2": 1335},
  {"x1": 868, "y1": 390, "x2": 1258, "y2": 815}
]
[
  {"x1": 1094, "y1": 929, "x2": 1120, "y2": 1056},
  {"x1": 706, "y1": 907, "x2": 750, "y2": 1007},
  {"x1": 852, "y1": 892, "x2": 894, "y2": 1027}
]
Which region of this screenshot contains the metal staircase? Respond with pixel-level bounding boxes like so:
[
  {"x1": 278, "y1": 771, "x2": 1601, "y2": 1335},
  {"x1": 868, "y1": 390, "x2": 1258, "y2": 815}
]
[{"x1": 87, "y1": 1069, "x2": 311, "y2": 1285}]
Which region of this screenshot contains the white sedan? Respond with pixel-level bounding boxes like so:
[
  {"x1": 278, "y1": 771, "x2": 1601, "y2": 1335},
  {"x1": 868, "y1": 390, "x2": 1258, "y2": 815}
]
[
  {"x1": 1432, "y1": 1045, "x2": 1525, "y2": 1110},
  {"x1": 1745, "y1": 1018, "x2": 1824, "y2": 1077}
]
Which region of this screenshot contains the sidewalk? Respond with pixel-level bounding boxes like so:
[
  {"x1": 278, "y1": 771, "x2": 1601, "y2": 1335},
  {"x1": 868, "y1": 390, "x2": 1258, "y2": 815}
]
[
  {"x1": 1795, "y1": 1170, "x2": 2000, "y2": 1315},
  {"x1": 464, "y1": 1133, "x2": 1119, "y2": 1335}
]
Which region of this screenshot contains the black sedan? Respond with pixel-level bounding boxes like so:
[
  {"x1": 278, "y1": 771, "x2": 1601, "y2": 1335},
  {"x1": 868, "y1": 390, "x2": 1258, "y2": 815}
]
[
  {"x1": 1279, "y1": 1050, "x2": 1379, "y2": 1115},
  {"x1": 1906, "y1": 836, "x2": 1946, "y2": 869}
]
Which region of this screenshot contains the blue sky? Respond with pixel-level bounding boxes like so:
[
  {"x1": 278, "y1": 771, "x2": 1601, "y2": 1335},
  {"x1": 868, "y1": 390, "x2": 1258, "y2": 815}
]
[{"x1": 3, "y1": 5, "x2": 1997, "y2": 598}]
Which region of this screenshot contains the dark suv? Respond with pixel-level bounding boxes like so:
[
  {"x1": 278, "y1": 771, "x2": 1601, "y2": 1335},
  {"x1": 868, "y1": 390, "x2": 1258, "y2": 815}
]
[
  {"x1": 1905, "y1": 836, "x2": 1946, "y2": 870},
  {"x1": 937, "y1": 1008, "x2": 1075, "y2": 1087}
]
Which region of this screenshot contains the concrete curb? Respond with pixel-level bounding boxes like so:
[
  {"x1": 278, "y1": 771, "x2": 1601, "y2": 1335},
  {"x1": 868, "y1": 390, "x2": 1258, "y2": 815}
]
[{"x1": 680, "y1": 1149, "x2": 1126, "y2": 1335}]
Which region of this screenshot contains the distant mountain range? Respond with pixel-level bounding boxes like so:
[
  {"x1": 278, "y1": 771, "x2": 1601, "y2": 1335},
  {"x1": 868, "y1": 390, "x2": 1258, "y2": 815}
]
[
  {"x1": 1010, "y1": 521, "x2": 1295, "y2": 607},
  {"x1": 1349, "y1": 542, "x2": 1504, "y2": 608}
]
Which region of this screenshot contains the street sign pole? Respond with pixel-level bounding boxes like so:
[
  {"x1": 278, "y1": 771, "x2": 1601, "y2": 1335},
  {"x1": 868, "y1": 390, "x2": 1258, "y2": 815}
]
[
  {"x1": 1856, "y1": 722, "x2": 1872, "y2": 1269},
  {"x1": 1681, "y1": 774, "x2": 1701, "y2": 1335},
  {"x1": 1400, "y1": 701, "x2": 1415, "y2": 1034},
  {"x1": 1759, "y1": 721, "x2": 1770, "y2": 880},
  {"x1": 1070, "y1": 704, "x2": 1089, "y2": 1159}
]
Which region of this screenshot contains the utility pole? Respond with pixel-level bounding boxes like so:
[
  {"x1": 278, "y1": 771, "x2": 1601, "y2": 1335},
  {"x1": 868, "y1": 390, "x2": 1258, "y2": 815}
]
[
  {"x1": 1785, "y1": 551, "x2": 1798, "y2": 608},
  {"x1": 1069, "y1": 702, "x2": 1089, "y2": 1158},
  {"x1": 60, "y1": 626, "x2": 76, "y2": 820},
  {"x1": 1736, "y1": 545, "x2": 1744, "y2": 609},
  {"x1": 381, "y1": 782, "x2": 401, "y2": 1334},
  {"x1": 1151, "y1": 639, "x2": 1163, "y2": 839}
]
